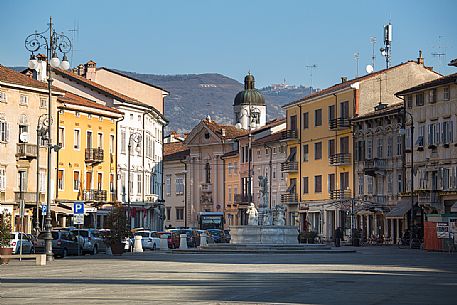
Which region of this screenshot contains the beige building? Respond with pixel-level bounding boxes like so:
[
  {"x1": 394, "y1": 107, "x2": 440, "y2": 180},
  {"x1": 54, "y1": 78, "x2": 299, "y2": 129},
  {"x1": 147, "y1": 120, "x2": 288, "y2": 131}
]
[
  {"x1": 396, "y1": 73, "x2": 457, "y2": 217},
  {"x1": 282, "y1": 57, "x2": 440, "y2": 240},
  {"x1": 163, "y1": 141, "x2": 189, "y2": 228},
  {"x1": 0, "y1": 65, "x2": 61, "y2": 233},
  {"x1": 222, "y1": 150, "x2": 240, "y2": 226}
]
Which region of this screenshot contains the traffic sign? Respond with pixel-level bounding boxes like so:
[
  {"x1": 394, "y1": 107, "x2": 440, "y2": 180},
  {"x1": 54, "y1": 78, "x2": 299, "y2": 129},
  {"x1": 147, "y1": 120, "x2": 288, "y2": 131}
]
[
  {"x1": 73, "y1": 214, "x2": 84, "y2": 225},
  {"x1": 74, "y1": 202, "x2": 85, "y2": 214},
  {"x1": 41, "y1": 204, "x2": 47, "y2": 215}
]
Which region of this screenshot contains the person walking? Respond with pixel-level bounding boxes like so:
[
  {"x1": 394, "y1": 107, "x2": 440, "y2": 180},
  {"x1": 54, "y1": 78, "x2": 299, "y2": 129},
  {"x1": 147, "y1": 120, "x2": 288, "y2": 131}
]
[{"x1": 334, "y1": 227, "x2": 341, "y2": 247}]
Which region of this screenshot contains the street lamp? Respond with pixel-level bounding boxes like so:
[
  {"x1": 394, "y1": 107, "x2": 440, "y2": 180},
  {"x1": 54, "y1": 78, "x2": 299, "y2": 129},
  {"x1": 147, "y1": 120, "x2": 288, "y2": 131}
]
[
  {"x1": 400, "y1": 108, "x2": 415, "y2": 244},
  {"x1": 35, "y1": 114, "x2": 50, "y2": 234},
  {"x1": 25, "y1": 16, "x2": 72, "y2": 261},
  {"x1": 127, "y1": 131, "x2": 142, "y2": 230}
]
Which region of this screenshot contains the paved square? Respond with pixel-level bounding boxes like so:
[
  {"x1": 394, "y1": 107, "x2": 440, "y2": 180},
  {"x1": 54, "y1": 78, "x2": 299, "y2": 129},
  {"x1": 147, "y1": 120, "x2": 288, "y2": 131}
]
[{"x1": 1, "y1": 247, "x2": 456, "y2": 304}]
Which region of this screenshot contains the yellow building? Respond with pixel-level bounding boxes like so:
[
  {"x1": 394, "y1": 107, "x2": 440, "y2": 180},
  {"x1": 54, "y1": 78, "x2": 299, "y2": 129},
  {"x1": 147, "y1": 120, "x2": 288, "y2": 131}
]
[
  {"x1": 282, "y1": 59, "x2": 440, "y2": 240},
  {"x1": 56, "y1": 92, "x2": 123, "y2": 227}
]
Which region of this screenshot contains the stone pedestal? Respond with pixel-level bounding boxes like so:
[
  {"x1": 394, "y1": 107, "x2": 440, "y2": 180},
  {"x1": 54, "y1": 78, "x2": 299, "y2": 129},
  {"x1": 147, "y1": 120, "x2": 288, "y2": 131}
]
[
  {"x1": 133, "y1": 235, "x2": 143, "y2": 252},
  {"x1": 179, "y1": 234, "x2": 188, "y2": 249},
  {"x1": 230, "y1": 225, "x2": 299, "y2": 244},
  {"x1": 160, "y1": 236, "x2": 169, "y2": 250}
]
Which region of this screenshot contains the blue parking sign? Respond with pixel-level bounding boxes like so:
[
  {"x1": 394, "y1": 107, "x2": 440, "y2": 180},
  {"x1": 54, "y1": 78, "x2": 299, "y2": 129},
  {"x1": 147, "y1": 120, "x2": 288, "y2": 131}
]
[
  {"x1": 74, "y1": 202, "x2": 85, "y2": 214},
  {"x1": 41, "y1": 204, "x2": 47, "y2": 215}
]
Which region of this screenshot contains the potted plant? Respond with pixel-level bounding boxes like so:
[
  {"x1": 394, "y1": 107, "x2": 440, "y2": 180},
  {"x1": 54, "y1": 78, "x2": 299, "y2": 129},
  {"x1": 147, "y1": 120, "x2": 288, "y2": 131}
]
[
  {"x1": 104, "y1": 204, "x2": 129, "y2": 255},
  {"x1": 0, "y1": 211, "x2": 13, "y2": 264}
]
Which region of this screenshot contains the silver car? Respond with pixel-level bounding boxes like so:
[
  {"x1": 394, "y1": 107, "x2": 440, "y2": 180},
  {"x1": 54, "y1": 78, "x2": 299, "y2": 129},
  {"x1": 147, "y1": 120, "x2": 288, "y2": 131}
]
[
  {"x1": 71, "y1": 229, "x2": 107, "y2": 255},
  {"x1": 10, "y1": 232, "x2": 34, "y2": 254},
  {"x1": 133, "y1": 231, "x2": 160, "y2": 250}
]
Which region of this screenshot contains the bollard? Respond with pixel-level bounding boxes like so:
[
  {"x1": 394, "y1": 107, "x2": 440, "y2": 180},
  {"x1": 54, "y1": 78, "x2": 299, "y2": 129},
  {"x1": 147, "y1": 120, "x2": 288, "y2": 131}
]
[
  {"x1": 160, "y1": 235, "x2": 169, "y2": 251},
  {"x1": 133, "y1": 235, "x2": 143, "y2": 253},
  {"x1": 200, "y1": 234, "x2": 208, "y2": 247},
  {"x1": 179, "y1": 234, "x2": 188, "y2": 249}
]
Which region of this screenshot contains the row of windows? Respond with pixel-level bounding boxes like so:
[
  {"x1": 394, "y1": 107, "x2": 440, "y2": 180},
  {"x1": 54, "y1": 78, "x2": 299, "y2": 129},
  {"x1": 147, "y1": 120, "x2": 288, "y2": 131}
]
[
  {"x1": 290, "y1": 101, "x2": 350, "y2": 129},
  {"x1": 165, "y1": 175, "x2": 185, "y2": 196},
  {"x1": 290, "y1": 172, "x2": 350, "y2": 194},
  {"x1": 288, "y1": 136, "x2": 350, "y2": 162},
  {"x1": 355, "y1": 135, "x2": 403, "y2": 161},
  {"x1": 357, "y1": 173, "x2": 403, "y2": 195},
  {"x1": 0, "y1": 92, "x2": 48, "y2": 109},
  {"x1": 59, "y1": 128, "x2": 115, "y2": 152},
  {"x1": 0, "y1": 167, "x2": 46, "y2": 193},
  {"x1": 406, "y1": 121, "x2": 455, "y2": 148},
  {"x1": 57, "y1": 170, "x2": 115, "y2": 193},
  {"x1": 406, "y1": 86, "x2": 450, "y2": 108},
  {"x1": 165, "y1": 207, "x2": 184, "y2": 221}
]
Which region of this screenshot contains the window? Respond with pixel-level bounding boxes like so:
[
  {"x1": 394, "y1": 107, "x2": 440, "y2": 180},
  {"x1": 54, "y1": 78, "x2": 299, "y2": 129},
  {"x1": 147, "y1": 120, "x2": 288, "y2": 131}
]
[
  {"x1": 303, "y1": 144, "x2": 309, "y2": 162},
  {"x1": 442, "y1": 121, "x2": 454, "y2": 144},
  {"x1": 396, "y1": 135, "x2": 402, "y2": 156},
  {"x1": 314, "y1": 109, "x2": 322, "y2": 126},
  {"x1": 40, "y1": 98, "x2": 47, "y2": 108},
  {"x1": 86, "y1": 131, "x2": 92, "y2": 149},
  {"x1": 443, "y1": 86, "x2": 450, "y2": 101},
  {"x1": 166, "y1": 207, "x2": 171, "y2": 220},
  {"x1": 357, "y1": 140, "x2": 365, "y2": 161},
  {"x1": 165, "y1": 176, "x2": 171, "y2": 196},
  {"x1": 0, "y1": 166, "x2": 6, "y2": 191},
  {"x1": 407, "y1": 95, "x2": 413, "y2": 108},
  {"x1": 340, "y1": 136, "x2": 349, "y2": 154},
  {"x1": 340, "y1": 172, "x2": 349, "y2": 190},
  {"x1": 416, "y1": 93, "x2": 424, "y2": 106},
  {"x1": 328, "y1": 139, "x2": 335, "y2": 157},
  {"x1": 73, "y1": 171, "x2": 80, "y2": 191},
  {"x1": 58, "y1": 127, "x2": 65, "y2": 148},
  {"x1": 97, "y1": 133, "x2": 103, "y2": 148},
  {"x1": 74, "y1": 129, "x2": 80, "y2": 149},
  {"x1": 58, "y1": 169, "x2": 64, "y2": 191},
  {"x1": 303, "y1": 112, "x2": 309, "y2": 129},
  {"x1": 314, "y1": 142, "x2": 322, "y2": 160},
  {"x1": 228, "y1": 186, "x2": 232, "y2": 204},
  {"x1": 0, "y1": 120, "x2": 9, "y2": 142},
  {"x1": 367, "y1": 176, "x2": 373, "y2": 194},
  {"x1": 137, "y1": 174, "x2": 142, "y2": 195},
  {"x1": 398, "y1": 173, "x2": 403, "y2": 193},
  {"x1": 303, "y1": 177, "x2": 309, "y2": 194},
  {"x1": 176, "y1": 175, "x2": 185, "y2": 195},
  {"x1": 340, "y1": 101, "x2": 349, "y2": 119},
  {"x1": 19, "y1": 95, "x2": 28, "y2": 106},
  {"x1": 328, "y1": 105, "x2": 335, "y2": 122},
  {"x1": 121, "y1": 130, "x2": 126, "y2": 154},
  {"x1": 376, "y1": 138, "x2": 383, "y2": 158},
  {"x1": 328, "y1": 174, "x2": 335, "y2": 192},
  {"x1": 366, "y1": 139, "x2": 372, "y2": 159},
  {"x1": 387, "y1": 173, "x2": 393, "y2": 194},
  {"x1": 387, "y1": 137, "x2": 393, "y2": 157},
  {"x1": 0, "y1": 92, "x2": 7, "y2": 103},
  {"x1": 110, "y1": 174, "x2": 114, "y2": 193},
  {"x1": 314, "y1": 175, "x2": 322, "y2": 193},
  {"x1": 110, "y1": 135, "x2": 115, "y2": 154},
  {"x1": 39, "y1": 170, "x2": 45, "y2": 193},
  {"x1": 18, "y1": 170, "x2": 27, "y2": 191},
  {"x1": 176, "y1": 208, "x2": 184, "y2": 220},
  {"x1": 358, "y1": 175, "x2": 364, "y2": 195},
  {"x1": 429, "y1": 89, "x2": 437, "y2": 103},
  {"x1": 205, "y1": 162, "x2": 211, "y2": 183},
  {"x1": 130, "y1": 114, "x2": 134, "y2": 120}
]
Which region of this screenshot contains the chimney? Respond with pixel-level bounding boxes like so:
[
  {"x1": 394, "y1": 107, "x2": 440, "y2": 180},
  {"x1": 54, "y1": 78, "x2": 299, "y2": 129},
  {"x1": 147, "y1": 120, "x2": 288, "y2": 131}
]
[
  {"x1": 417, "y1": 50, "x2": 424, "y2": 65},
  {"x1": 221, "y1": 128, "x2": 226, "y2": 137},
  {"x1": 34, "y1": 54, "x2": 48, "y2": 82},
  {"x1": 341, "y1": 77, "x2": 348, "y2": 83},
  {"x1": 77, "y1": 64, "x2": 85, "y2": 76},
  {"x1": 84, "y1": 60, "x2": 97, "y2": 81}
]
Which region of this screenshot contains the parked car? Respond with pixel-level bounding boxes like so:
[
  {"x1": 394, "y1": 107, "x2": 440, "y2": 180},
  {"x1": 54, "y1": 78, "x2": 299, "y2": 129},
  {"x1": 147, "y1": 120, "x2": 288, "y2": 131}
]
[
  {"x1": 132, "y1": 230, "x2": 161, "y2": 250},
  {"x1": 158, "y1": 231, "x2": 180, "y2": 249},
  {"x1": 10, "y1": 232, "x2": 35, "y2": 254},
  {"x1": 223, "y1": 230, "x2": 231, "y2": 243},
  {"x1": 207, "y1": 229, "x2": 227, "y2": 243},
  {"x1": 35, "y1": 231, "x2": 79, "y2": 258},
  {"x1": 69, "y1": 228, "x2": 107, "y2": 255},
  {"x1": 170, "y1": 228, "x2": 200, "y2": 247},
  {"x1": 197, "y1": 230, "x2": 215, "y2": 244}
]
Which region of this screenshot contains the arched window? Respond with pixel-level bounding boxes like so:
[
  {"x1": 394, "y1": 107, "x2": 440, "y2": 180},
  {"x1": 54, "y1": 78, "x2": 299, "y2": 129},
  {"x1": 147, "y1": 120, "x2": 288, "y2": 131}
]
[{"x1": 205, "y1": 162, "x2": 211, "y2": 184}]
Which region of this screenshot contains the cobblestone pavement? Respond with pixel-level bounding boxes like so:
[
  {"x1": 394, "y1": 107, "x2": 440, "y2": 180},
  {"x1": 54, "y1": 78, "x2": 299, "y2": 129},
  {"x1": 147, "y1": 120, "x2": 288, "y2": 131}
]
[{"x1": 1, "y1": 246, "x2": 456, "y2": 305}]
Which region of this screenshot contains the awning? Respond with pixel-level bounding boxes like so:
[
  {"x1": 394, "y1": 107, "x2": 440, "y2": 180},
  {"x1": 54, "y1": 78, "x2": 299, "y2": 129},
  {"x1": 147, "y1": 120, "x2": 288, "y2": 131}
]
[
  {"x1": 51, "y1": 206, "x2": 73, "y2": 215},
  {"x1": 451, "y1": 202, "x2": 457, "y2": 213},
  {"x1": 386, "y1": 200, "x2": 412, "y2": 219}
]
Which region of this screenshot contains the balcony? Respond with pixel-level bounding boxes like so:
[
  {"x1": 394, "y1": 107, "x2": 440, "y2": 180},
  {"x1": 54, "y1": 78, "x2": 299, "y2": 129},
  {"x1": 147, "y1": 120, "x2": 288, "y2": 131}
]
[
  {"x1": 14, "y1": 191, "x2": 43, "y2": 203},
  {"x1": 329, "y1": 189, "x2": 351, "y2": 201},
  {"x1": 16, "y1": 143, "x2": 38, "y2": 160},
  {"x1": 83, "y1": 190, "x2": 107, "y2": 202},
  {"x1": 371, "y1": 195, "x2": 388, "y2": 204},
  {"x1": 281, "y1": 161, "x2": 298, "y2": 172},
  {"x1": 234, "y1": 194, "x2": 250, "y2": 204},
  {"x1": 329, "y1": 117, "x2": 350, "y2": 130},
  {"x1": 281, "y1": 129, "x2": 298, "y2": 141},
  {"x1": 201, "y1": 183, "x2": 212, "y2": 193},
  {"x1": 418, "y1": 191, "x2": 440, "y2": 209},
  {"x1": 364, "y1": 158, "x2": 387, "y2": 176},
  {"x1": 281, "y1": 193, "x2": 298, "y2": 204},
  {"x1": 329, "y1": 153, "x2": 351, "y2": 166},
  {"x1": 85, "y1": 148, "x2": 104, "y2": 164}
]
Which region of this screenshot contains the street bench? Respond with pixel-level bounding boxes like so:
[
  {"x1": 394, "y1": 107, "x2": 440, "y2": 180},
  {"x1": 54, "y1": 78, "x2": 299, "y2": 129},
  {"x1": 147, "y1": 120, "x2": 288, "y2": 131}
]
[{"x1": 0, "y1": 254, "x2": 46, "y2": 266}]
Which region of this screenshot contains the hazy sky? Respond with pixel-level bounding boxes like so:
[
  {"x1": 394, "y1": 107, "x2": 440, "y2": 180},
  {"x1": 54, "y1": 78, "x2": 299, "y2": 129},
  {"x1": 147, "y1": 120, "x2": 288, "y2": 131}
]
[{"x1": 1, "y1": 0, "x2": 455, "y2": 89}]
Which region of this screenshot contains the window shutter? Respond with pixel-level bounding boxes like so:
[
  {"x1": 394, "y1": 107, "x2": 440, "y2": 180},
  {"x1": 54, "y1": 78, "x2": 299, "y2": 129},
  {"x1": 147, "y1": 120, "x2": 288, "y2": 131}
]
[{"x1": 6, "y1": 122, "x2": 10, "y2": 142}]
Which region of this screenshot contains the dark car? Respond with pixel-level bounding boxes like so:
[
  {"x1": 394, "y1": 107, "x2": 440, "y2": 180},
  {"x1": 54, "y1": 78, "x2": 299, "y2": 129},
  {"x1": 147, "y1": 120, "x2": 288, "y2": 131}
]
[
  {"x1": 224, "y1": 230, "x2": 231, "y2": 243},
  {"x1": 207, "y1": 229, "x2": 226, "y2": 243},
  {"x1": 158, "y1": 231, "x2": 180, "y2": 249},
  {"x1": 170, "y1": 228, "x2": 200, "y2": 247},
  {"x1": 35, "y1": 231, "x2": 79, "y2": 258}
]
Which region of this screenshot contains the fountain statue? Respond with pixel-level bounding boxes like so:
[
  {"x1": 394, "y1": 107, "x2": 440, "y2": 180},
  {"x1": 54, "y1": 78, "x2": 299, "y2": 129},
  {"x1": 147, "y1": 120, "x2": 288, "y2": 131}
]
[{"x1": 246, "y1": 203, "x2": 258, "y2": 225}]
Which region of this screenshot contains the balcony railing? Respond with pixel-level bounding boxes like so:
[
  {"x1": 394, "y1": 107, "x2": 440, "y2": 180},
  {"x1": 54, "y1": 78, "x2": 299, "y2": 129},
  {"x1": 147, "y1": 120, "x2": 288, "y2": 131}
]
[
  {"x1": 85, "y1": 148, "x2": 104, "y2": 164},
  {"x1": 234, "y1": 194, "x2": 251, "y2": 204},
  {"x1": 329, "y1": 153, "x2": 351, "y2": 166},
  {"x1": 16, "y1": 143, "x2": 38, "y2": 159},
  {"x1": 281, "y1": 129, "x2": 298, "y2": 141},
  {"x1": 14, "y1": 191, "x2": 41, "y2": 203},
  {"x1": 329, "y1": 117, "x2": 350, "y2": 130},
  {"x1": 201, "y1": 183, "x2": 212, "y2": 193},
  {"x1": 371, "y1": 195, "x2": 388, "y2": 204},
  {"x1": 329, "y1": 189, "x2": 351, "y2": 201},
  {"x1": 281, "y1": 193, "x2": 298, "y2": 204},
  {"x1": 364, "y1": 158, "x2": 387, "y2": 176},
  {"x1": 418, "y1": 191, "x2": 440, "y2": 208},
  {"x1": 281, "y1": 161, "x2": 298, "y2": 172},
  {"x1": 83, "y1": 190, "x2": 107, "y2": 202}
]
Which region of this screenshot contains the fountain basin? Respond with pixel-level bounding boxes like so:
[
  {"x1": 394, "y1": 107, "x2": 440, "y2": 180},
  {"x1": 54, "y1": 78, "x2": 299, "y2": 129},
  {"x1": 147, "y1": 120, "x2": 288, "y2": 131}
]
[{"x1": 229, "y1": 225, "x2": 299, "y2": 244}]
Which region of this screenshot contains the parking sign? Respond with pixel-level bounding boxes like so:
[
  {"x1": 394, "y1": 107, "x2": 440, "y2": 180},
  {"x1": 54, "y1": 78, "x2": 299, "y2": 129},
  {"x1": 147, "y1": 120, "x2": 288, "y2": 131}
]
[
  {"x1": 41, "y1": 204, "x2": 47, "y2": 215},
  {"x1": 74, "y1": 202, "x2": 85, "y2": 214}
]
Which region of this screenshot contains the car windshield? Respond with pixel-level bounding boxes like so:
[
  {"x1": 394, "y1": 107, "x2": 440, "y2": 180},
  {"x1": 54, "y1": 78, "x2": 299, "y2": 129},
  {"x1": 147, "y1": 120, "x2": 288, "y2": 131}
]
[
  {"x1": 136, "y1": 232, "x2": 150, "y2": 237},
  {"x1": 37, "y1": 232, "x2": 60, "y2": 240},
  {"x1": 160, "y1": 233, "x2": 170, "y2": 238},
  {"x1": 75, "y1": 231, "x2": 89, "y2": 237}
]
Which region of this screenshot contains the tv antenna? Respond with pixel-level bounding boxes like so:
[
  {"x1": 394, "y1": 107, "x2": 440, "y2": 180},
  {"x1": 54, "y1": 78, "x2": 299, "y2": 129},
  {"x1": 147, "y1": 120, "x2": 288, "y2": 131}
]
[
  {"x1": 370, "y1": 36, "x2": 376, "y2": 70},
  {"x1": 305, "y1": 64, "x2": 317, "y2": 88},
  {"x1": 431, "y1": 35, "x2": 446, "y2": 66},
  {"x1": 68, "y1": 20, "x2": 80, "y2": 67},
  {"x1": 380, "y1": 22, "x2": 392, "y2": 69},
  {"x1": 354, "y1": 52, "x2": 360, "y2": 77}
]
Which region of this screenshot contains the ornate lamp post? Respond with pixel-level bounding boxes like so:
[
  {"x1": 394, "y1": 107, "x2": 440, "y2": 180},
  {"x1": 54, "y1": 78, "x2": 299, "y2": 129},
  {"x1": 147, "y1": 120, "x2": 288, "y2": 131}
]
[
  {"x1": 127, "y1": 132, "x2": 142, "y2": 230},
  {"x1": 25, "y1": 16, "x2": 71, "y2": 261},
  {"x1": 35, "y1": 114, "x2": 50, "y2": 234}
]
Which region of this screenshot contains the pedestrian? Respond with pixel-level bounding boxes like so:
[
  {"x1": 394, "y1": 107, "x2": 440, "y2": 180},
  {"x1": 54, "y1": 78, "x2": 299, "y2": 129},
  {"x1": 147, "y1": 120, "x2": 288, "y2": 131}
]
[{"x1": 334, "y1": 227, "x2": 341, "y2": 247}]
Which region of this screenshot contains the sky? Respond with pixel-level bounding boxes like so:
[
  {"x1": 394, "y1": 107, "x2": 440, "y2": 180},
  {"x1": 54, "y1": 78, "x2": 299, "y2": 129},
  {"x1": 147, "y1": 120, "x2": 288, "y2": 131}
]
[{"x1": 1, "y1": 0, "x2": 456, "y2": 89}]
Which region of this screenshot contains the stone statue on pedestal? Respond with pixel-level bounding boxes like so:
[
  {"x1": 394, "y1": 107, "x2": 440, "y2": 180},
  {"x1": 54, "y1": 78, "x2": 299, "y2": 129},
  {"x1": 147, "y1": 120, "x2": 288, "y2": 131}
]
[
  {"x1": 246, "y1": 203, "x2": 258, "y2": 225},
  {"x1": 273, "y1": 205, "x2": 286, "y2": 226}
]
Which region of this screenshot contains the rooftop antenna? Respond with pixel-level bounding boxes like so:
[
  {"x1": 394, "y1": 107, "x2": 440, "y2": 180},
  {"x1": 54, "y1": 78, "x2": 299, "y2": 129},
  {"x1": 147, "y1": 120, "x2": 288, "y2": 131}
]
[
  {"x1": 305, "y1": 64, "x2": 317, "y2": 88},
  {"x1": 68, "y1": 20, "x2": 80, "y2": 67},
  {"x1": 380, "y1": 22, "x2": 392, "y2": 69},
  {"x1": 354, "y1": 52, "x2": 360, "y2": 77},
  {"x1": 370, "y1": 36, "x2": 377, "y2": 70},
  {"x1": 431, "y1": 35, "x2": 446, "y2": 66}
]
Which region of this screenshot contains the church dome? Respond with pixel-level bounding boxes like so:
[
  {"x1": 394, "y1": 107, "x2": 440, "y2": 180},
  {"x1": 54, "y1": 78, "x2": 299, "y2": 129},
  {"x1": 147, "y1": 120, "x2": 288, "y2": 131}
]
[{"x1": 234, "y1": 73, "x2": 265, "y2": 106}]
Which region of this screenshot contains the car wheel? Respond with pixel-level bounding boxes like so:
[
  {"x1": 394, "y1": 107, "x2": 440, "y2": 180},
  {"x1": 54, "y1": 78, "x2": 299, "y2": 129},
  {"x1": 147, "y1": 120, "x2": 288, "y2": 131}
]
[
  {"x1": 152, "y1": 243, "x2": 157, "y2": 251},
  {"x1": 92, "y1": 246, "x2": 98, "y2": 255}
]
